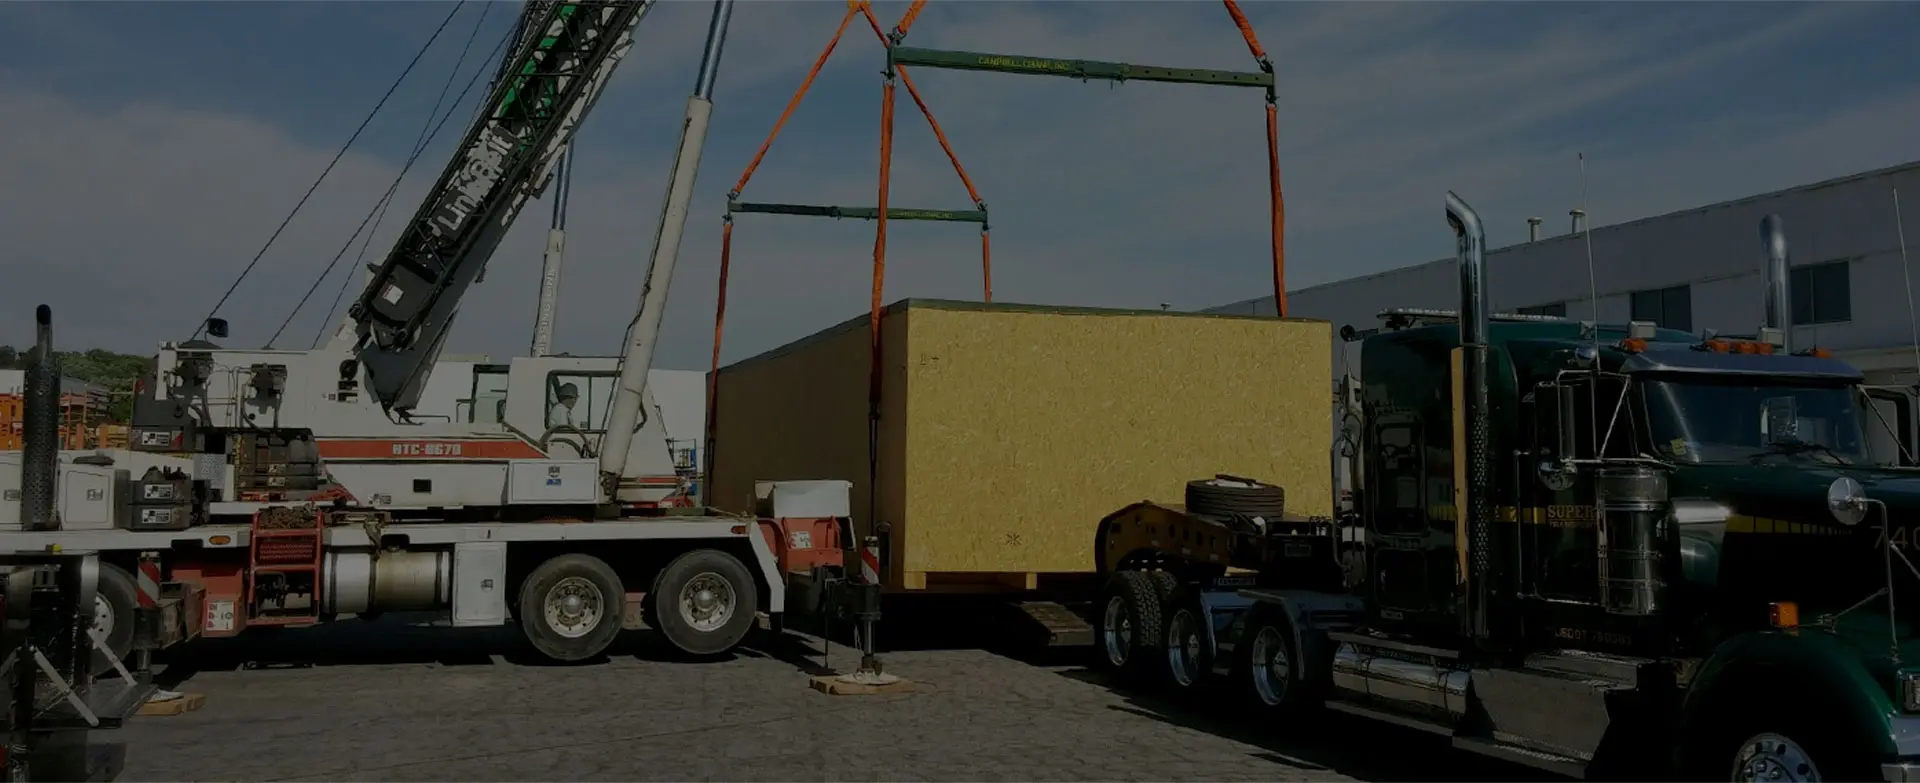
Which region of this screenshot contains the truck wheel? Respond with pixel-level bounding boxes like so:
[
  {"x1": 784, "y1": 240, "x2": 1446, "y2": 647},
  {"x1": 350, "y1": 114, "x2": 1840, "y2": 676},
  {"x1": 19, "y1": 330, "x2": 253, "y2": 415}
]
[
  {"x1": 1094, "y1": 570, "x2": 1177, "y2": 683},
  {"x1": 1234, "y1": 608, "x2": 1315, "y2": 715},
  {"x1": 650, "y1": 549, "x2": 757, "y2": 658},
  {"x1": 518, "y1": 554, "x2": 624, "y2": 663},
  {"x1": 91, "y1": 563, "x2": 138, "y2": 676},
  {"x1": 1707, "y1": 714, "x2": 1875, "y2": 782},
  {"x1": 1162, "y1": 588, "x2": 1212, "y2": 694}
]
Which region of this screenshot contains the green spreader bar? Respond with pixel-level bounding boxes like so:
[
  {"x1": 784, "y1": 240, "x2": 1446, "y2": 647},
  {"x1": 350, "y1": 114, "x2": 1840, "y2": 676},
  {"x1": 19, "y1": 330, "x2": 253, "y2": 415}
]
[
  {"x1": 728, "y1": 200, "x2": 988, "y2": 223},
  {"x1": 889, "y1": 46, "x2": 1273, "y2": 89}
]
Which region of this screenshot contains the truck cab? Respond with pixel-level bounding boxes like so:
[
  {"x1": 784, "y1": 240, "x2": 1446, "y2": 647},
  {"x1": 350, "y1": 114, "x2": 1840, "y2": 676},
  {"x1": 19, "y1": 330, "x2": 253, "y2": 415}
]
[{"x1": 1093, "y1": 198, "x2": 1920, "y2": 781}]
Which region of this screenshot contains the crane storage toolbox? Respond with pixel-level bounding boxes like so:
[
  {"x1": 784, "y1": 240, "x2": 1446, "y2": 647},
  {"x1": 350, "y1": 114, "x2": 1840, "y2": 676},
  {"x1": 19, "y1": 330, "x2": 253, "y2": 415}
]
[{"x1": 708, "y1": 299, "x2": 1333, "y2": 593}]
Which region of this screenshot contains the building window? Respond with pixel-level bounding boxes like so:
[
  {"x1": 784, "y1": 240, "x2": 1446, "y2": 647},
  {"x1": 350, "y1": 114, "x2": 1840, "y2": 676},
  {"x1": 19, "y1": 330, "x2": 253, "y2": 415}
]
[
  {"x1": 1630, "y1": 284, "x2": 1692, "y2": 333},
  {"x1": 1791, "y1": 260, "x2": 1852, "y2": 325},
  {"x1": 1516, "y1": 302, "x2": 1567, "y2": 318}
]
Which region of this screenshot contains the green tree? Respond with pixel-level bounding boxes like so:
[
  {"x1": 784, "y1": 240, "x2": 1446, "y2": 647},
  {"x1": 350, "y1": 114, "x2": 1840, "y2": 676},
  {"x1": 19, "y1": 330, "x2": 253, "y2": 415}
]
[{"x1": 0, "y1": 345, "x2": 150, "y2": 422}]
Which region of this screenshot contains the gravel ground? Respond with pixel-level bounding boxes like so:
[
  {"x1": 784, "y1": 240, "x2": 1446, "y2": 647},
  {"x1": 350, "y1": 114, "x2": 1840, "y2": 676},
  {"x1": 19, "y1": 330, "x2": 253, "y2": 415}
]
[{"x1": 110, "y1": 617, "x2": 1545, "y2": 782}]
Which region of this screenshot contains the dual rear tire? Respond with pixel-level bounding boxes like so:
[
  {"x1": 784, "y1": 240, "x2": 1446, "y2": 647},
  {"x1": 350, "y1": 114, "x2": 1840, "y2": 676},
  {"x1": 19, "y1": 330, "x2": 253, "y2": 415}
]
[
  {"x1": 1093, "y1": 570, "x2": 1177, "y2": 683},
  {"x1": 1094, "y1": 570, "x2": 1320, "y2": 714},
  {"x1": 1091, "y1": 572, "x2": 1221, "y2": 697},
  {"x1": 517, "y1": 549, "x2": 758, "y2": 663}
]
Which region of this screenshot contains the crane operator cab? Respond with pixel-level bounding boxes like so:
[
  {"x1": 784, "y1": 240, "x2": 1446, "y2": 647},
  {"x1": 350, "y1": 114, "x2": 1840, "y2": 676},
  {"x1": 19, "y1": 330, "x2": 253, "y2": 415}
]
[{"x1": 465, "y1": 357, "x2": 687, "y2": 506}]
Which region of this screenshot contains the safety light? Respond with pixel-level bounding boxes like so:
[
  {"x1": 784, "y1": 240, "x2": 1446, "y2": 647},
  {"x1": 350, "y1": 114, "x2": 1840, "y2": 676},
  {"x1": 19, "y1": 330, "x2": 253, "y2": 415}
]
[
  {"x1": 1619, "y1": 338, "x2": 1648, "y2": 353},
  {"x1": 1901, "y1": 672, "x2": 1920, "y2": 712},
  {"x1": 1768, "y1": 601, "x2": 1799, "y2": 629},
  {"x1": 1701, "y1": 339, "x2": 1776, "y2": 355}
]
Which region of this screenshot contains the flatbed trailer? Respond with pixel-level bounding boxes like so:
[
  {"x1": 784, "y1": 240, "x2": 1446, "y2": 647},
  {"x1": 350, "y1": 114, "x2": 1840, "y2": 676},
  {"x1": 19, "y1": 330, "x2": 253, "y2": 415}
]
[{"x1": 1090, "y1": 195, "x2": 1920, "y2": 782}]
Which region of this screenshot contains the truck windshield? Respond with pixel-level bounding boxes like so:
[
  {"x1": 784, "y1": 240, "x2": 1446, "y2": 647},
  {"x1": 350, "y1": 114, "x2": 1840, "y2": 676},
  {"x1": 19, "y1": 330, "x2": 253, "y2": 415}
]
[{"x1": 1642, "y1": 377, "x2": 1868, "y2": 464}]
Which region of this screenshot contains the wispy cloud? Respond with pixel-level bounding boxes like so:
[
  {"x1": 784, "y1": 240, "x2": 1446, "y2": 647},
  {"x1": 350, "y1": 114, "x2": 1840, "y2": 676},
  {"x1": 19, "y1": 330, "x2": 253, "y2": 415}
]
[{"x1": 0, "y1": 1, "x2": 1913, "y2": 370}]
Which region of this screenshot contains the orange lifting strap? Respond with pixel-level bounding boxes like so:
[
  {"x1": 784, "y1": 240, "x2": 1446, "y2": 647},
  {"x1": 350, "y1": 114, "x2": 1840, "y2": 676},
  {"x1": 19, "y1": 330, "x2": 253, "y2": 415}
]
[
  {"x1": 703, "y1": 1, "x2": 991, "y2": 485},
  {"x1": 863, "y1": 1, "x2": 1287, "y2": 513}
]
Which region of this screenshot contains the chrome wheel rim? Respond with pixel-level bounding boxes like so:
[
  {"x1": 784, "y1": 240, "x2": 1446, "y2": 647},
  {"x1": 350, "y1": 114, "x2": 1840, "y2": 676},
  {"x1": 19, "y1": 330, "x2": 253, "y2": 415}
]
[
  {"x1": 1249, "y1": 626, "x2": 1290, "y2": 706},
  {"x1": 1733, "y1": 732, "x2": 1820, "y2": 782},
  {"x1": 1101, "y1": 595, "x2": 1131, "y2": 667},
  {"x1": 1167, "y1": 609, "x2": 1203, "y2": 687},
  {"x1": 543, "y1": 576, "x2": 604, "y2": 639},
  {"x1": 677, "y1": 571, "x2": 736, "y2": 633}
]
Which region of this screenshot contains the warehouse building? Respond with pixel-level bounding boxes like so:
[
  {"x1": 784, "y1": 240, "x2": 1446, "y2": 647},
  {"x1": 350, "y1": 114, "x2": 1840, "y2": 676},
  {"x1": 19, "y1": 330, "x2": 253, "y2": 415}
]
[{"x1": 1208, "y1": 160, "x2": 1920, "y2": 386}]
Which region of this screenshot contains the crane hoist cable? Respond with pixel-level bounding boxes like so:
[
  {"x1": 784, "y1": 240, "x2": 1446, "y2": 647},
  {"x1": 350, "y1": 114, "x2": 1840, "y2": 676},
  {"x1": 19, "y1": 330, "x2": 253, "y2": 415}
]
[
  {"x1": 312, "y1": 10, "x2": 521, "y2": 350},
  {"x1": 269, "y1": 2, "x2": 504, "y2": 349},
  {"x1": 191, "y1": 1, "x2": 468, "y2": 341}
]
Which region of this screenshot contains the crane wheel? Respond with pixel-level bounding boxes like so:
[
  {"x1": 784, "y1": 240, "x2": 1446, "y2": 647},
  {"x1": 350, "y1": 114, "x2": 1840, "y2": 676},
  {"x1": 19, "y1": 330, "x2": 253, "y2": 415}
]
[
  {"x1": 518, "y1": 553, "x2": 624, "y2": 664},
  {"x1": 650, "y1": 549, "x2": 757, "y2": 658},
  {"x1": 1094, "y1": 570, "x2": 1178, "y2": 684},
  {"x1": 91, "y1": 563, "x2": 138, "y2": 677}
]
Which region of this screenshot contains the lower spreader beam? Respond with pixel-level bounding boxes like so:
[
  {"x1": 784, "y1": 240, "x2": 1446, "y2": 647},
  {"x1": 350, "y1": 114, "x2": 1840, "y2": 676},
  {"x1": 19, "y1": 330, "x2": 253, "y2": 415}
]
[{"x1": 727, "y1": 200, "x2": 987, "y2": 223}]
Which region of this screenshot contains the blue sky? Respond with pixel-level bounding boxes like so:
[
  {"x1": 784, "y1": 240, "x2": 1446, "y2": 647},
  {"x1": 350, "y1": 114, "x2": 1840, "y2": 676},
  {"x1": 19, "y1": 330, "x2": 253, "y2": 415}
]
[{"x1": 2, "y1": 1, "x2": 1916, "y2": 369}]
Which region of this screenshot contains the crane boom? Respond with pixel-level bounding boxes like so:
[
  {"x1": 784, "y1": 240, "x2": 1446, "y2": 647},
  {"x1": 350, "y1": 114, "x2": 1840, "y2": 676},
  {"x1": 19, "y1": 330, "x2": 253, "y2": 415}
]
[{"x1": 348, "y1": 0, "x2": 655, "y2": 413}]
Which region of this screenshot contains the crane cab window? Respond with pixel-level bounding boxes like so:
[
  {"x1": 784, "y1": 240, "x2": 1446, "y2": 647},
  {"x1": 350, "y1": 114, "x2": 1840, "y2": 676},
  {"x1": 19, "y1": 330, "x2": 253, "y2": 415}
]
[
  {"x1": 545, "y1": 372, "x2": 615, "y2": 433},
  {"x1": 466, "y1": 366, "x2": 510, "y2": 424}
]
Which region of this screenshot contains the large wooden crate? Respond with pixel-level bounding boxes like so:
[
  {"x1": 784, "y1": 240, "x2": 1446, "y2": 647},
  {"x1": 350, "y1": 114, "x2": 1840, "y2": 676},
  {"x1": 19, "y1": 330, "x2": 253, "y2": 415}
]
[{"x1": 708, "y1": 299, "x2": 1332, "y2": 592}]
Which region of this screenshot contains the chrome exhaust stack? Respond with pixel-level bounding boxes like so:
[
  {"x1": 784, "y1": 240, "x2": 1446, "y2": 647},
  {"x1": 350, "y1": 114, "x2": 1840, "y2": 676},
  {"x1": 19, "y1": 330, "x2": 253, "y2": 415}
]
[
  {"x1": 1446, "y1": 192, "x2": 1494, "y2": 641},
  {"x1": 1760, "y1": 214, "x2": 1791, "y2": 350}
]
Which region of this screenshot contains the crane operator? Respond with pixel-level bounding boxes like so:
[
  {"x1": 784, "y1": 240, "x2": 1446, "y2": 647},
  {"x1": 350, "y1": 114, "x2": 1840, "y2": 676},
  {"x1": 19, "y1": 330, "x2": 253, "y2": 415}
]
[{"x1": 549, "y1": 383, "x2": 583, "y2": 430}]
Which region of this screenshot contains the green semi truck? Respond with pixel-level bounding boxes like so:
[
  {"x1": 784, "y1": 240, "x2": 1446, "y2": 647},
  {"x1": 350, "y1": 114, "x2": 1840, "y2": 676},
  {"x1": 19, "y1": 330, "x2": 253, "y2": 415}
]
[{"x1": 1092, "y1": 193, "x2": 1920, "y2": 781}]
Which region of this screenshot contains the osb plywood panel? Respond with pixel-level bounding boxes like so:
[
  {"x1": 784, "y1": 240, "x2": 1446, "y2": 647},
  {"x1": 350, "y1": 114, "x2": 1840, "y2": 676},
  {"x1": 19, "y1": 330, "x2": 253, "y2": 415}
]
[
  {"x1": 706, "y1": 311, "x2": 908, "y2": 548},
  {"x1": 899, "y1": 302, "x2": 1332, "y2": 576},
  {"x1": 711, "y1": 299, "x2": 1332, "y2": 585}
]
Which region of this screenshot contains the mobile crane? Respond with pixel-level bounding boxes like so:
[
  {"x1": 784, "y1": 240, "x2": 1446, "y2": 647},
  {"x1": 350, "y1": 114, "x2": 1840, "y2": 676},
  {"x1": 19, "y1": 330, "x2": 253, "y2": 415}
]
[
  {"x1": 1093, "y1": 194, "x2": 1920, "y2": 781},
  {"x1": 0, "y1": 0, "x2": 882, "y2": 672}
]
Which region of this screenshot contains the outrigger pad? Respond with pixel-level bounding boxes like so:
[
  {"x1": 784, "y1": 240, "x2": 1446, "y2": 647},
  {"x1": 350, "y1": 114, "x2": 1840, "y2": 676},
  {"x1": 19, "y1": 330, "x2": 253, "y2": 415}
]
[{"x1": 808, "y1": 671, "x2": 915, "y2": 696}]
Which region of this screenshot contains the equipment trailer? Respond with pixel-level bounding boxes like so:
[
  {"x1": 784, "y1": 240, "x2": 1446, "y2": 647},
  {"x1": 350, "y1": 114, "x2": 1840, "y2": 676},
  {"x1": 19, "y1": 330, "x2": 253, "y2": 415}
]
[
  {"x1": 1093, "y1": 193, "x2": 1920, "y2": 782},
  {"x1": 1, "y1": 0, "x2": 886, "y2": 676}
]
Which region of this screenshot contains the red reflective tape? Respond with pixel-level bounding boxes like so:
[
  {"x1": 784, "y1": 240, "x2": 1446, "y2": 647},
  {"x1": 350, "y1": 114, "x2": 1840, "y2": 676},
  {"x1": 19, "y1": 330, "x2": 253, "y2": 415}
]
[{"x1": 136, "y1": 561, "x2": 162, "y2": 608}]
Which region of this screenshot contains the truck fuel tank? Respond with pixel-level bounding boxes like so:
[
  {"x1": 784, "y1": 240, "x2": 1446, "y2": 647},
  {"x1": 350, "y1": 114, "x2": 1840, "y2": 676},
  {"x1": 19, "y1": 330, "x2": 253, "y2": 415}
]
[{"x1": 1593, "y1": 464, "x2": 1671, "y2": 617}]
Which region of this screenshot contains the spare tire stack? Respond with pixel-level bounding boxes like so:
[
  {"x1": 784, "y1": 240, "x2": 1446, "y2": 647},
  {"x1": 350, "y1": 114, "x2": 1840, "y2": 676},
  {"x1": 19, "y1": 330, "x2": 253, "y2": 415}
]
[{"x1": 1185, "y1": 475, "x2": 1287, "y2": 519}]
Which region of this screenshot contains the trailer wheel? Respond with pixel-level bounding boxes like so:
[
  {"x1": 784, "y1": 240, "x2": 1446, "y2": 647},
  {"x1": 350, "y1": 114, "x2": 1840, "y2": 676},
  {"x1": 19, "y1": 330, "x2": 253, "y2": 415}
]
[
  {"x1": 1162, "y1": 588, "x2": 1212, "y2": 694},
  {"x1": 518, "y1": 554, "x2": 624, "y2": 663},
  {"x1": 91, "y1": 563, "x2": 138, "y2": 676},
  {"x1": 650, "y1": 549, "x2": 757, "y2": 658},
  {"x1": 1234, "y1": 608, "x2": 1314, "y2": 715},
  {"x1": 1094, "y1": 570, "x2": 1177, "y2": 683}
]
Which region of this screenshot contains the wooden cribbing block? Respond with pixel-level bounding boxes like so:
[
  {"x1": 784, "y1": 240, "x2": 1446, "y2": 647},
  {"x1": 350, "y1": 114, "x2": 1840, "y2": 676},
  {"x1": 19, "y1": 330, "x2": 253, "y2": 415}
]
[
  {"x1": 809, "y1": 673, "x2": 916, "y2": 696},
  {"x1": 137, "y1": 691, "x2": 206, "y2": 717}
]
